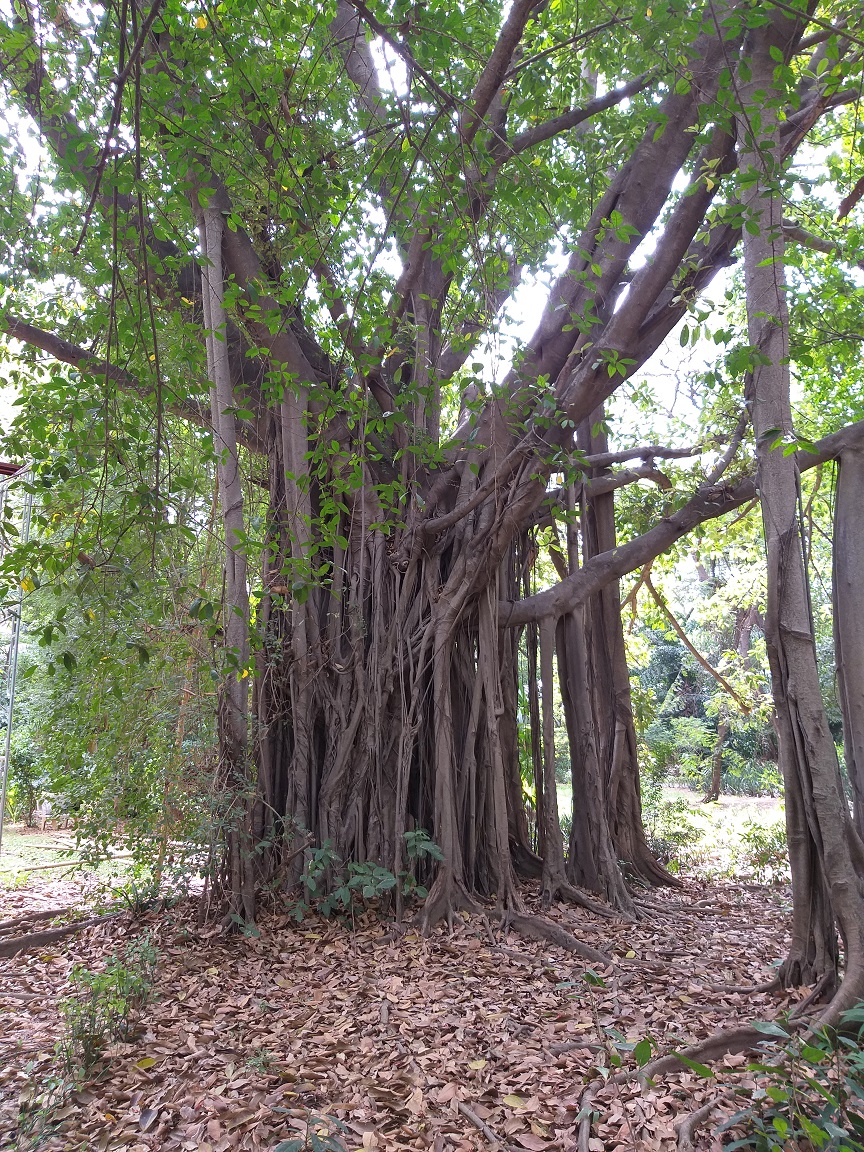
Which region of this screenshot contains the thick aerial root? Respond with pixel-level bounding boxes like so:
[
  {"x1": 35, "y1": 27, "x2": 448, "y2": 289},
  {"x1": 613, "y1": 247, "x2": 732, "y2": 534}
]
[
  {"x1": 779, "y1": 949, "x2": 837, "y2": 992},
  {"x1": 559, "y1": 880, "x2": 624, "y2": 920},
  {"x1": 500, "y1": 911, "x2": 612, "y2": 965},
  {"x1": 625, "y1": 850, "x2": 683, "y2": 889},
  {"x1": 814, "y1": 961, "x2": 864, "y2": 1030},
  {"x1": 542, "y1": 869, "x2": 625, "y2": 920}
]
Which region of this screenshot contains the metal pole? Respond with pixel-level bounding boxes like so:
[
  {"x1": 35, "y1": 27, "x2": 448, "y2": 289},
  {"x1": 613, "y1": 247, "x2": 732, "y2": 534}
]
[{"x1": 0, "y1": 478, "x2": 33, "y2": 856}]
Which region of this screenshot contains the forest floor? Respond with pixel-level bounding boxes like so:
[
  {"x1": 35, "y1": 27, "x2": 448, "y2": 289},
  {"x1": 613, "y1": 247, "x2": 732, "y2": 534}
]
[{"x1": 0, "y1": 847, "x2": 812, "y2": 1152}]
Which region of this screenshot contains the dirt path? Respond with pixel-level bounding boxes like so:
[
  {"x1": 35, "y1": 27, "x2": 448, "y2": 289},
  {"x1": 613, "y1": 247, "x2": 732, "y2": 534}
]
[{"x1": 0, "y1": 876, "x2": 805, "y2": 1151}]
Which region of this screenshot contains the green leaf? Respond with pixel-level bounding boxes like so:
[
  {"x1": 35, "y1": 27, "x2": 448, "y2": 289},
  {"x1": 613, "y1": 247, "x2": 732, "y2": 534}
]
[
  {"x1": 633, "y1": 1038, "x2": 653, "y2": 1067},
  {"x1": 750, "y1": 1020, "x2": 789, "y2": 1039},
  {"x1": 673, "y1": 1053, "x2": 714, "y2": 1078}
]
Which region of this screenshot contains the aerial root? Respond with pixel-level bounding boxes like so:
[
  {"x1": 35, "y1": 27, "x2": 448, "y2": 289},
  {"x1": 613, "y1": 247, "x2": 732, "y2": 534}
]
[{"x1": 418, "y1": 870, "x2": 481, "y2": 935}]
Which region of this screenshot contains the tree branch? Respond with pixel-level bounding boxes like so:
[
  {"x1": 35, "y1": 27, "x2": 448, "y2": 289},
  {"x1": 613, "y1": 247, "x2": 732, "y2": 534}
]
[
  {"x1": 500, "y1": 417, "x2": 864, "y2": 626},
  {"x1": 782, "y1": 217, "x2": 864, "y2": 269},
  {"x1": 838, "y1": 174, "x2": 864, "y2": 221},
  {"x1": 509, "y1": 71, "x2": 654, "y2": 156},
  {"x1": 643, "y1": 569, "x2": 751, "y2": 713},
  {"x1": 459, "y1": 0, "x2": 541, "y2": 146},
  {"x1": 580, "y1": 443, "x2": 710, "y2": 468},
  {"x1": 0, "y1": 314, "x2": 262, "y2": 446}
]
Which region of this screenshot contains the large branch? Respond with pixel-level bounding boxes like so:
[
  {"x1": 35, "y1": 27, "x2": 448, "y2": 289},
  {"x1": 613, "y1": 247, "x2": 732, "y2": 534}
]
[
  {"x1": 492, "y1": 19, "x2": 739, "y2": 409},
  {"x1": 500, "y1": 418, "x2": 864, "y2": 625},
  {"x1": 0, "y1": 314, "x2": 258, "y2": 443},
  {"x1": 508, "y1": 71, "x2": 654, "y2": 156},
  {"x1": 459, "y1": 0, "x2": 541, "y2": 146}
]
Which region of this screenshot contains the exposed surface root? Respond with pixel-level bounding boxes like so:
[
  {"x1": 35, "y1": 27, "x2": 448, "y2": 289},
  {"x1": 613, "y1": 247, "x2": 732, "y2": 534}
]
[
  {"x1": 418, "y1": 871, "x2": 481, "y2": 934},
  {"x1": 636, "y1": 1025, "x2": 769, "y2": 1080},
  {"x1": 789, "y1": 970, "x2": 835, "y2": 1020},
  {"x1": 0, "y1": 913, "x2": 118, "y2": 958},
  {"x1": 574, "y1": 1026, "x2": 772, "y2": 1149},
  {"x1": 558, "y1": 881, "x2": 623, "y2": 920},
  {"x1": 0, "y1": 908, "x2": 73, "y2": 935},
  {"x1": 501, "y1": 912, "x2": 613, "y2": 965},
  {"x1": 577, "y1": 1083, "x2": 599, "y2": 1152},
  {"x1": 708, "y1": 975, "x2": 781, "y2": 995},
  {"x1": 675, "y1": 1093, "x2": 728, "y2": 1151}
]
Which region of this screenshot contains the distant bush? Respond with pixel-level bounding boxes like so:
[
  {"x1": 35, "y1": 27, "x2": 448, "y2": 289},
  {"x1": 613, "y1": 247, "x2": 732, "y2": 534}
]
[
  {"x1": 733, "y1": 817, "x2": 789, "y2": 883},
  {"x1": 641, "y1": 790, "x2": 706, "y2": 873},
  {"x1": 4, "y1": 739, "x2": 45, "y2": 824}
]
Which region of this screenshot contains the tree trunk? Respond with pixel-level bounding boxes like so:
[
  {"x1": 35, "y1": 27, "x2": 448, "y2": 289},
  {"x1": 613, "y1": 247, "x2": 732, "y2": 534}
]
[
  {"x1": 833, "y1": 449, "x2": 864, "y2": 839},
  {"x1": 199, "y1": 206, "x2": 254, "y2": 924},
  {"x1": 702, "y1": 718, "x2": 728, "y2": 804},
  {"x1": 742, "y1": 22, "x2": 864, "y2": 1012}
]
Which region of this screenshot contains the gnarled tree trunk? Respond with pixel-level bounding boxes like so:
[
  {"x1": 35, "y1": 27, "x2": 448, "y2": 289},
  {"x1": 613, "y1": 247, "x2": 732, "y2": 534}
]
[
  {"x1": 742, "y1": 19, "x2": 864, "y2": 1011},
  {"x1": 833, "y1": 448, "x2": 864, "y2": 840}
]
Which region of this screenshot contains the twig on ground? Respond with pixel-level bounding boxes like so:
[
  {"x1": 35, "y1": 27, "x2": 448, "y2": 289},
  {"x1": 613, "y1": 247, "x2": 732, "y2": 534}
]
[{"x1": 456, "y1": 1100, "x2": 509, "y2": 1148}]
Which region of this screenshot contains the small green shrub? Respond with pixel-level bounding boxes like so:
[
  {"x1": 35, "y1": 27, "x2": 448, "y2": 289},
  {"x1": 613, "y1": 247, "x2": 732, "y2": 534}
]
[
  {"x1": 58, "y1": 931, "x2": 158, "y2": 1076},
  {"x1": 719, "y1": 1008, "x2": 864, "y2": 1150},
  {"x1": 273, "y1": 1114, "x2": 348, "y2": 1151},
  {"x1": 289, "y1": 829, "x2": 443, "y2": 922},
  {"x1": 641, "y1": 793, "x2": 706, "y2": 872},
  {"x1": 733, "y1": 817, "x2": 789, "y2": 883}
]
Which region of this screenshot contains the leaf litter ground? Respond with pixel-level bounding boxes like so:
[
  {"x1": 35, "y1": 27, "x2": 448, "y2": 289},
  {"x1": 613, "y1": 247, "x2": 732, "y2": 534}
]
[{"x1": 1, "y1": 876, "x2": 809, "y2": 1151}]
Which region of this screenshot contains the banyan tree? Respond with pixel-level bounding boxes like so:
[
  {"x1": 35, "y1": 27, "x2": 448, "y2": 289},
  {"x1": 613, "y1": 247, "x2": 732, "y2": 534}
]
[{"x1": 2, "y1": 0, "x2": 864, "y2": 1012}]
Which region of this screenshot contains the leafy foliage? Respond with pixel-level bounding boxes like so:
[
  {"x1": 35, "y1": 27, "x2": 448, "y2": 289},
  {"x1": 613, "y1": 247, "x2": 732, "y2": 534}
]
[
  {"x1": 733, "y1": 818, "x2": 789, "y2": 884},
  {"x1": 720, "y1": 1009, "x2": 864, "y2": 1151},
  {"x1": 58, "y1": 932, "x2": 159, "y2": 1076}
]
